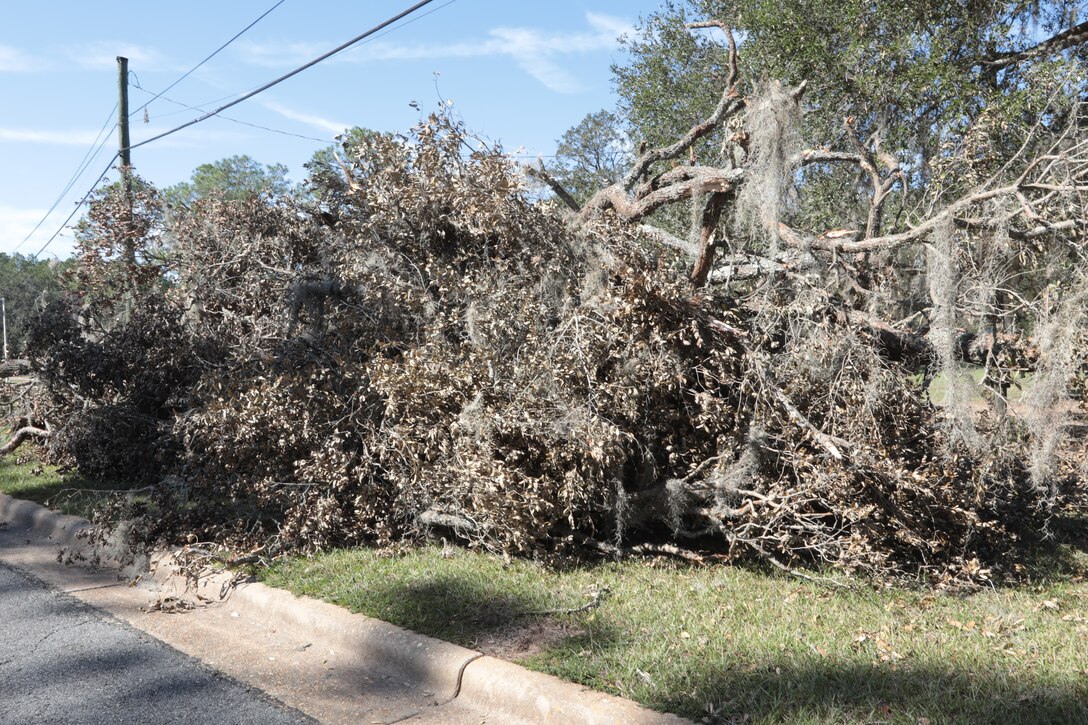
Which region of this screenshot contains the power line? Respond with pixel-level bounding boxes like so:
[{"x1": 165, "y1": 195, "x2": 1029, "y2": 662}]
[
  {"x1": 138, "y1": 0, "x2": 459, "y2": 124},
  {"x1": 30, "y1": 154, "x2": 119, "y2": 261},
  {"x1": 342, "y1": 0, "x2": 459, "y2": 51},
  {"x1": 31, "y1": 0, "x2": 454, "y2": 259},
  {"x1": 126, "y1": 0, "x2": 442, "y2": 154},
  {"x1": 132, "y1": 0, "x2": 287, "y2": 121},
  {"x1": 131, "y1": 82, "x2": 329, "y2": 144},
  {"x1": 136, "y1": 87, "x2": 262, "y2": 121},
  {"x1": 13, "y1": 104, "x2": 118, "y2": 255}
]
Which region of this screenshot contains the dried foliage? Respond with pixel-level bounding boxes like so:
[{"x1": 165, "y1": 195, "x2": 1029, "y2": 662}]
[{"x1": 13, "y1": 15, "x2": 1088, "y2": 588}]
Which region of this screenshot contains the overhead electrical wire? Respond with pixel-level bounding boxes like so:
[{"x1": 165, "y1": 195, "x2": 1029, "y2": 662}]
[
  {"x1": 138, "y1": 0, "x2": 459, "y2": 123},
  {"x1": 30, "y1": 153, "x2": 119, "y2": 260},
  {"x1": 22, "y1": 1, "x2": 291, "y2": 258},
  {"x1": 132, "y1": 0, "x2": 287, "y2": 121},
  {"x1": 32, "y1": 0, "x2": 450, "y2": 258},
  {"x1": 13, "y1": 104, "x2": 118, "y2": 255},
  {"x1": 126, "y1": 0, "x2": 441, "y2": 154},
  {"x1": 23, "y1": 1, "x2": 286, "y2": 259},
  {"x1": 131, "y1": 82, "x2": 329, "y2": 144}
]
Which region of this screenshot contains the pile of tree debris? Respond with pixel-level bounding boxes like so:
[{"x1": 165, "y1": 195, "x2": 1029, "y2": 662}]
[{"x1": 6, "y1": 5, "x2": 1087, "y2": 586}]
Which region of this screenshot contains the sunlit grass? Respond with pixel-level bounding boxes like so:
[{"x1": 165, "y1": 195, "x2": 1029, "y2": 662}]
[
  {"x1": 0, "y1": 453, "x2": 136, "y2": 519},
  {"x1": 264, "y1": 544, "x2": 1088, "y2": 723},
  {"x1": 919, "y1": 365, "x2": 1033, "y2": 406}
]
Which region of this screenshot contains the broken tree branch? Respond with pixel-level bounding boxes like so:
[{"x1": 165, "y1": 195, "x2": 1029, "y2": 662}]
[
  {"x1": 581, "y1": 167, "x2": 743, "y2": 224},
  {"x1": 691, "y1": 192, "x2": 730, "y2": 287},
  {"x1": 0, "y1": 426, "x2": 50, "y2": 457},
  {"x1": 980, "y1": 20, "x2": 1088, "y2": 69},
  {"x1": 526, "y1": 161, "x2": 580, "y2": 213},
  {"x1": 621, "y1": 23, "x2": 743, "y2": 190}
]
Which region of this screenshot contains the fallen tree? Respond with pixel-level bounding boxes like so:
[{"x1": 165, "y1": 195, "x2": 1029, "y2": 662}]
[{"x1": 10, "y1": 9, "x2": 1088, "y2": 587}]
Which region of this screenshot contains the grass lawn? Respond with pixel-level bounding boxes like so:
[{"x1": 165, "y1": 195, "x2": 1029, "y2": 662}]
[
  {"x1": 921, "y1": 365, "x2": 1033, "y2": 406},
  {"x1": 4, "y1": 448, "x2": 1086, "y2": 722},
  {"x1": 0, "y1": 455, "x2": 137, "y2": 519},
  {"x1": 263, "y1": 545, "x2": 1088, "y2": 724}
]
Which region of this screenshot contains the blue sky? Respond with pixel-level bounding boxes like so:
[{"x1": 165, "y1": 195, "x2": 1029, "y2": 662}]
[{"x1": 0, "y1": 0, "x2": 664, "y2": 258}]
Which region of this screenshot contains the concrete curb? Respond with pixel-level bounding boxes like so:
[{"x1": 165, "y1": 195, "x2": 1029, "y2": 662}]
[
  {"x1": 151, "y1": 555, "x2": 480, "y2": 699},
  {"x1": 0, "y1": 493, "x2": 690, "y2": 724},
  {"x1": 0, "y1": 493, "x2": 91, "y2": 547},
  {"x1": 460, "y1": 655, "x2": 689, "y2": 724}
]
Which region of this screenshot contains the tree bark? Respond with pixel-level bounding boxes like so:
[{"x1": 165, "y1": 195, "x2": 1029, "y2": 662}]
[
  {"x1": 690, "y1": 193, "x2": 729, "y2": 287},
  {"x1": 0, "y1": 426, "x2": 50, "y2": 457}
]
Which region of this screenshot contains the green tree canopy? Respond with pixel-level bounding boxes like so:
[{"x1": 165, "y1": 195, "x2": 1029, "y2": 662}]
[
  {"x1": 548, "y1": 110, "x2": 632, "y2": 205},
  {"x1": 0, "y1": 253, "x2": 67, "y2": 356},
  {"x1": 614, "y1": 0, "x2": 1086, "y2": 188},
  {"x1": 303, "y1": 127, "x2": 391, "y2": 212},
  {"x1": 163, "y1": 154, "x2": 292, "y2": 209}
]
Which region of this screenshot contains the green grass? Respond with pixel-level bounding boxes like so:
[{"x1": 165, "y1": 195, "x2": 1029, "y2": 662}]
[
  {"x1": 262, "y1": 545, "x2": 1088, "y2": 724},
  {"x1": 0, "y1": 456, "x2": 137, "y2": 519},
  {"x1": 920, "y1": 365, "x2": 1033, "y2": 406},
  {"x1": 5, "y1": 443, "x2": 1086, "y2": 722}
]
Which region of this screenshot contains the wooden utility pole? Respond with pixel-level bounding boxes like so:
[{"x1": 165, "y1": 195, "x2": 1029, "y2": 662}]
[
  {"x1": 117, "y1": 56, "x2": 135, "y2": 265},
  {"x1": 2, "y1": 297, "x2": 7, "y2": 361},
  {"x1": 117, "y1": 56, "x2": 131, "y2": 172}
]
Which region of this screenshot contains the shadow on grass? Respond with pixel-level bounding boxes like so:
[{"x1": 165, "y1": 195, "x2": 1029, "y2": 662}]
[
  {"x1": 354, "y1": 574, "x2": 618, "y2": 658},
  {"x1": 638, "y1": 659, "x2": 1088, "y2": 724},
  {"x1": 1013, "y1": 514, "x2": 1088, "y2": 584}
]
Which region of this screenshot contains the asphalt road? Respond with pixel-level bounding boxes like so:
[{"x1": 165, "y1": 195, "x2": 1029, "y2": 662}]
[{"x1": 0, "y1": 563, "x2": 312, "y2": 725}]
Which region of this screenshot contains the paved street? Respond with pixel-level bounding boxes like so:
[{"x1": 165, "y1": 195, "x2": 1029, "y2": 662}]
[{"x1": 0, "y1": 562, "x2": 311, "y2": 725}]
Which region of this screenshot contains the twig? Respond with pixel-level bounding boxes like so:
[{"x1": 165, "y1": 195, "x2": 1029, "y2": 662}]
[
  {"x1": 767, "y1": 384, "x2": 847, "y2": 460},
  {"x1": 736, "y1": 534, "x2": 853, "y2": 589}
]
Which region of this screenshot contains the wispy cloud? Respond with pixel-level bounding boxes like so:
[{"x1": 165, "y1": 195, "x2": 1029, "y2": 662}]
[
  {"x1": 0, "y1": 44, "x2": 36, "y2": 72},
  {"x1": 237, "y1": 12, "x2": 633, "y2": 93},
  {"x1": 64, "y1": 41, "x2": 170, "y2": 71},
  {"x1": 0, "y1": 128, "x2": 103, "y2": 146},
  {"x1": 0, "y1": 123, "x2": 243, "y2": 150},
  {"x1": 0, "y1": 204, "x2": 76, "y2": 258},
  {"x1": 261, "y1": 101, "x2": 348, "y2": 136},
  {"x1": 236, "y1": 41, "x2": 324, "y2": 69}
]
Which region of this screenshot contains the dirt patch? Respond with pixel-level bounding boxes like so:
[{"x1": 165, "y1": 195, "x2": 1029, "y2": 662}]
[{"x1": 473, "y1": 618, "x2": 587, "y2": 661}]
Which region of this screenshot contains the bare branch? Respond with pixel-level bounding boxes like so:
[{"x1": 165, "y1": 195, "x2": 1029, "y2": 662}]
[
  {"x1": 525, "y1": 161, "x2": 580, "y2": 213},
  {"x1": 980, "y1": 20, "x2": 1088, "y2": 69},
  {"x1": 0, "y1": 426, "x2": 50, "y2": 457},
  {"x1": 581, "y1": 167, "x2": 743, "y2": 224},
  {"x1": 791, "y1": 149, "x2": 866, "y2": 166},
  {"x1": 622, "y1": 23, "x2": 744, "y2": 190},
  {"x1": 635, "y1": 224, "x2": 698, "y2": 255},
  {"x1": 768, "y1": 384, "x2": 847, "y2": 461},
  {"x1": 787, "y1": 180, "x2": 1025, "y2": 253},
  {"x1": 686, "y1": 19, "x2": 740, "y2": 90},
  {"x1": 690, "y1": 192, "x2": 729, "y2": 287}
]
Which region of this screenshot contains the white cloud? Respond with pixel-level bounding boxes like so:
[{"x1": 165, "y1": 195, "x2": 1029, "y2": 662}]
[
  {"x1": 237, "y1": 12, "x2": 634, "y2": 93},
  {"x1": 0, "y1": 205, "x2": 76, "y2": 258},
  {"x1": 235, "y1": 41, "x2": 324, "y2": 68},
  {"x1": 260, "y1": 101, "x2": 348, "y2": 136},
  {"x1": 65, "y1": 42, "x2": 170, "y2": 71},
  {"x1": 584, "y1": 11, "x2": 634, "y2": 40},
  {"x1": 0, "y1": 44, "x2": 36, "y2": 72},
  {"x1": 0, "y1": 128, "x2": 103, "y2": 146}
]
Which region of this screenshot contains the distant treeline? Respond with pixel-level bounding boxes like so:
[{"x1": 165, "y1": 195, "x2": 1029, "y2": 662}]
[{"x1": 0, "y1": 254, "x2": 69, "y2": 356}]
